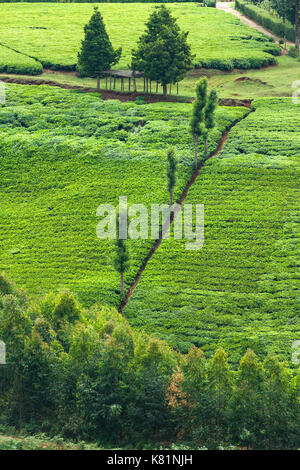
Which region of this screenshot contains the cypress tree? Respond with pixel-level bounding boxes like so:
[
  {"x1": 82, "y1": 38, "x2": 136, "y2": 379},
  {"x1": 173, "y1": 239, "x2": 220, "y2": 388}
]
[
  {"x1": 204, "y1": 89, "x2": 218, "y2": 155},
  {"x1": 190, "y1": 78, "x2": 218, "y2": 168},
  {"x1": 132, "y1": 5, "x2": 194, "y2": 98},
  {"x1": 77, "y1": 7, "x2": 122, "y2": 78},
  {"x1": 190, "y1": 78, "x2": 207, "y2": 169}
]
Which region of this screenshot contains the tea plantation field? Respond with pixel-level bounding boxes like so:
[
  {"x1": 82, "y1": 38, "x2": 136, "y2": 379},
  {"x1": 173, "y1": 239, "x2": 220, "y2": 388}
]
[
  {"x1": 124, "y1": 98, "x2": 300, "y2": 362},
  {"x1": 0, "y1": 45, "x2": 42, "y2": 75},
  {"x1": 0, "y1": 3, "x2": 280, "y2": 73},
  {"x1": 0, "y1": 84, "x2": 246, "y2": 306}
]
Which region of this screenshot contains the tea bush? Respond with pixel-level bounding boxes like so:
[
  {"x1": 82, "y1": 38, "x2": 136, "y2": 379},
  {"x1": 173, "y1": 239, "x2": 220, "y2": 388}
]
[
  {"x1": 124, "y1": 98, "x2": 300, "y2": 362},
  {"x1": 0, "y1": 4, "x2": 280, "y2": 72},
  {"x1": 0, "y1": 84, "x2": 244, "y2": 307},
  {"x1": 0, "y1": 45, "x2": 42, "y2": 75}
]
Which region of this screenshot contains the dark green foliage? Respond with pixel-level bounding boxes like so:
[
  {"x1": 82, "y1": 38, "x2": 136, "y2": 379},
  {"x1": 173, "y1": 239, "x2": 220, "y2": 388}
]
[
  {"x1": 261, "y1": 354, "x2": 299, "y2": 449},
  {"x1": 190, "y1": 78, "x2": 218, "y2": 166},
  {"x1": 0, "y1": 272, "x2": 15, "y2": 296},
  {"x1": 190, "y1": 78, "x2": 208, "y2": 167},
  {"x1": 113, "y1": 240, "x2": 129, "y2": 277},
  {"x1": 0, "y1": 279, "x2": 299, "y2": 449},
  {"x1": 270, "y1": 0, "x2": 295, "y2": 26},
  {"x1": 132, "y1": 5, "x2": 194, "y2": 96},
  {"x1": 229, "y1": 349, "x2": 266, "y2": 449},
  {"x1": 77, "y1": 7, "x2": 121, "y2": 77},
  {"x1": 229, "y1": 350, "x2": 300, "y2": 449},
  {"x1": 52, "y1": 291, "x2": 82, "y2": 325},
  {"x1": 190, "y1": 78, "x2": 208, "y2": 140},
  {"x1": 288, "y1": 46, "x2": 300, "y2": 57},
  {"x1": 113, "y1": 211, "x2": 130, "y2": 294},
  {"x1": 205, "y1": 89, "x2": 218, "y2": 132},
  {"x1": 204, "y1": 88, "x2": 218, "y2": 154}
]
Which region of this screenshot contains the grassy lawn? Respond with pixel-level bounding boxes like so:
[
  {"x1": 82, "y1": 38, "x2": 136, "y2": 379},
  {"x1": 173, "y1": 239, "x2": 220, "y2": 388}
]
[{"x1": 0, "y1": 3, "x2": 279, "y2": 72}]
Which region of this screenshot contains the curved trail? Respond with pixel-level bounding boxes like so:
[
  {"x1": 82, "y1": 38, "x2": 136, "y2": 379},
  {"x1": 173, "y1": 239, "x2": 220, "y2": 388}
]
[
  {"x1": 217, "y1": 2, "x2": 294, "y2": 48},
  {"x1": 119, "y1": 108, "x2": 253, "y2": 314}
]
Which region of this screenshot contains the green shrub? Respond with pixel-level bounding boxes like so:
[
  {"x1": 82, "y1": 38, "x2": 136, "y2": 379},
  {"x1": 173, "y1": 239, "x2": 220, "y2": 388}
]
[
  {"x1": 0, "y1": 4, "x2": 280, "y2": 72},
  {"x1": 135, "y1": 96, "x2": 146, "y2": 105},
  {"x1": 288, "y1": 46, "x2": 300, "y2": 58}
]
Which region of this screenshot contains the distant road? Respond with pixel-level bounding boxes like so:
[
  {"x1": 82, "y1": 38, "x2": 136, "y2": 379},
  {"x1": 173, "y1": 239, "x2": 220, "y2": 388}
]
[{"x1": 217, "y1": 2, "x2": 293, "y2": 48}]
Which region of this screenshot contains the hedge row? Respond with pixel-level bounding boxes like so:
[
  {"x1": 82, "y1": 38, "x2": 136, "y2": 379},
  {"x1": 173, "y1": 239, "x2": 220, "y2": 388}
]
[
  {"x1": 0, "y1": 46, "x2": 43, "y2": 75},
  {"x1": 235, "y1": 0, "x2": 296, "y2": 43},
  {"x1": 195, "y1": 55, "x2": 277, "y2": 71}
]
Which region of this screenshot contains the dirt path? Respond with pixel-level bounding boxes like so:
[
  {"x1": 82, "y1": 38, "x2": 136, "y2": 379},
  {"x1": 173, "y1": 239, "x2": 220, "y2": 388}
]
[
  {"x1": 0, "y1": 75, "x2": 188, "y2": 104},
  {"x1": 0, "y1": 75, "x2": 253, "y2": 108},
  {"x1": 217, "y1": 2, "x2": 294, "y2": 48},
  {"x1": 119, "y1": 108, "x2": 253, "y2": 313}
]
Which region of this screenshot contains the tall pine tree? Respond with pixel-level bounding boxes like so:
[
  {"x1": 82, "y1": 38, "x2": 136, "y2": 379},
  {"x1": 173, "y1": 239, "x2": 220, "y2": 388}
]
[
  {"x1": 190, "y1": 78, "x2": 218, "y2": 168},
  {"x1": 229, "y1": 350, "x2": 265, "y2": 449},
  {"x1": 132, "y1": 5, "x2": 194, "y2": 97},
  {"x1": 77, "y1": 7, "x2": 121, "y2": 78},
  {"x1": 204, "y1": 88, "x2": 218, "y2": 155}
]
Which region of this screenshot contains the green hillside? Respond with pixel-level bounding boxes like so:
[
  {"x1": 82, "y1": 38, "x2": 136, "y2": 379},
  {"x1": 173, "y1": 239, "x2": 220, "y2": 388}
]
[
  {"x1": 124, "y1": 98, "x2": 300, "y2": 362},
  {"x1": 0, "y1": 84, "x2": 245, "y2": 306},
  {"x1": 0, "y1": 3, "x2": 279, "y2": 72}
]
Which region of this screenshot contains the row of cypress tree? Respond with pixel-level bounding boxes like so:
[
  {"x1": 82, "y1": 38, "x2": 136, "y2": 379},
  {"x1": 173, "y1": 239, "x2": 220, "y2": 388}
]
[
  {"x1": 77, "y1": 6, "x2": 194, "y2": 97},
  {"x1": 113, "y1": 77, "x2": 218, "y2": 294}
]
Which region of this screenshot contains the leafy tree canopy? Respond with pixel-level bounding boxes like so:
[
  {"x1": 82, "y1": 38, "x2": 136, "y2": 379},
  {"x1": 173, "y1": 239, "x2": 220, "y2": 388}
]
[
  {"x1": 132, "y1": 5, "x2": 194, "y2": 95},
  {"x1": 77, "y1": 7, "x2": 121, "y2": 78}
]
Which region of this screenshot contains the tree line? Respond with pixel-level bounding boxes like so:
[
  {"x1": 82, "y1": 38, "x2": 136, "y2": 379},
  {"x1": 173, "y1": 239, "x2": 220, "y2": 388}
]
[
  {"x1": 77, "y1": 5, "x2": 194, "y2": 97},
  {"x1": 0, "y1": 273, "x2": 299, "y2": 449},
  {"x1": 114, "y1": 77, "x2": 217, "y2": 293}
]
